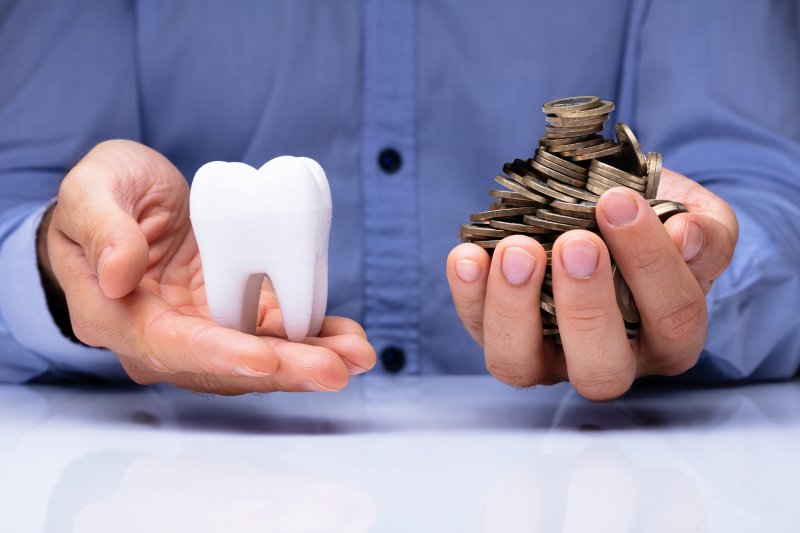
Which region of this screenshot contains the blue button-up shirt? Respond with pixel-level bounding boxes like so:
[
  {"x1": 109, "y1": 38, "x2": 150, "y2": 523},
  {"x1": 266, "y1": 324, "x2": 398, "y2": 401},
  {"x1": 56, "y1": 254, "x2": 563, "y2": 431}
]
[{"x1": 1, "y1": 0, "x2": 799, "y2": 383}]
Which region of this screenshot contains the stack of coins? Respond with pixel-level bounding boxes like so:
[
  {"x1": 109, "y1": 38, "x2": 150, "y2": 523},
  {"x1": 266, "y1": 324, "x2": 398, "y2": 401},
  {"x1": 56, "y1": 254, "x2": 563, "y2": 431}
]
[{"x1": 459, "y1": 96, "x2": 688, "y2": 342}]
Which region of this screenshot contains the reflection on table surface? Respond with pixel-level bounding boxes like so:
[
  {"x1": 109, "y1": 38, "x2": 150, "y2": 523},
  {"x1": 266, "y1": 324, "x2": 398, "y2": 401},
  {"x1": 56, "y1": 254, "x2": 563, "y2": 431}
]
[{"x1": 0, "y1": 376, "x2": 798, "y2": 532}]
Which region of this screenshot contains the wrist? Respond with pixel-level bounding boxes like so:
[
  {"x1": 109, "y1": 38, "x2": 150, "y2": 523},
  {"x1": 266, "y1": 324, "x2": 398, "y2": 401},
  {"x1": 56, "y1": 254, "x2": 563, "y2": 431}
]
[{"x1": 36, "y1": 203, "x2": 82, "y2": 343}]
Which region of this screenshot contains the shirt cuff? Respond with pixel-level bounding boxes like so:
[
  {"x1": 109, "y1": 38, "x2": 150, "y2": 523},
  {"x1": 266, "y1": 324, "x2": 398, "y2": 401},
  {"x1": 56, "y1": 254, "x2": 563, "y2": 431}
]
[{"x1": 0, "y1": 203, "x2": 128, "y2": 381}]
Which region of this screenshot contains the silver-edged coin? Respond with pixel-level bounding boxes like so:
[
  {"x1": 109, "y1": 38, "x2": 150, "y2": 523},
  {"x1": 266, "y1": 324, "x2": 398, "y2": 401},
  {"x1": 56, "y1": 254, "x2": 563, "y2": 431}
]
[
  {"x1": 569, "y1": 142, "x2": 624, "y2": 161},
  {"x1": 533, "y1": 154, "x2": 588, "y2": 181},
  {"x1": 494, "y1": 197, "x2": 533, "y2": 207},
  {"x1": 537, "y1": 149, "x2": 589, "y2": 175},
  {"x1": 489, "y1": 219, "x2": 554, "y2": 234},
  {"x1": 538, "y1": 134, "x2": 600, "y2": 147},
  {"x1": 489, "y1": 189, "x2": 530, "y2": 201},
  {"x1": 536, "y1": 209, "x2": 598, "y2": 228},
  {"x1": 651, "y1": 201, "x2": 688, "y2": 221},
  {"x1": 459, "y1": 223, "x2": 509, "y2": 239},
  {"x1": 558, "y1": 140, "x2": 616, "y2": 157},
  {"x1": 545, "y1": 124, "x2": 603, "y2": 137},
  {"x1": 550, "y1": 200, "x2": 597, "y2": 219},
  {"x1": 585, "y1": 180, "x2": 610, "y2": 197},
  {"x1": 542, "y1": 96, "x2": 601, "y2": 114},
  {"x1": 521, "y1": 175, "x2": 579, "y2": 203},
  {"x1": 547, "y1": 137, "x2": 607, "y2": 154},
  {"x1": 523, "y1": 214, "x2": 584, "y2": 232},
  {"x1": 470, "y1": 206, "x2": 540, "y2": 222},
  {"x1": 546, "y1": 112, "x2": 609, "y2": 124},
  {"x1": 615, "y1": 123, "x2": 648, "y2": 175},
  {"x1": 494, "y1": 174, "x2": 552, "y2": 205},
  {"x1": 644, "y1": 151, "x2": 662, "y2": 200},
  {"x1": 546, "y1": 179, "x2": 602, "y2": 202},
  {"x1": 529, "y1": 159, "x2": 587, "y2": 187},
  {"x1": 549, "y1": 100, "x2": 615, "y2": 119},
  {"x1": 540, "y1": 292, "x2": 557, "y2": 316},
  {"x1": 590, "y1": 159, "x2": 647, "y2": 185},
  {"x1": 587, "y1": 170, "x2": 646, "y2": 192}
]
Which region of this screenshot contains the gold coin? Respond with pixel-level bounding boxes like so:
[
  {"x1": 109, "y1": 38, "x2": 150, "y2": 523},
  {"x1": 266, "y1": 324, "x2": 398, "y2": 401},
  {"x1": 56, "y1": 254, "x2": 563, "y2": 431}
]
[
  {"x1": 536, "y1": 209, "x2": 597, "y2": 228},
  {"x1": 550, "y1": 200, "x2": 597, "y2": 219},
  {"x1": 569, "y1": 142, "x2": 624, "y2": 161},
  {"x1": 590, "y1": 159, "x2": 646, "y2": 185},
  {"x1": 548, "y1": 137, "x2": 607, "y2": 154},
  {"x1": 494, "y1": 174, "x2": 552, "y2": 205},
  {"x1": 644, "y1": 152, "x2": 663, "y2": 200},
  {"x1": 558, "y1": 140, "x2": 616, "y2": 157},
  {"x1": 521, "y1": 175, "x2": 579, "y2": 203},
  {"x1": 548, "y1": 100, "x2": 615, "y2": 118},
  {"x1": 529, "y1": 159, "x2": 587, "y2": 188},
  {"x1": 612, "y1": 266, "x2": 640, "y2": 323},
  {"x1": 470, "y1": 206, "x2": 540, "y2": 222},
  {"x1": 586, "y1": 171, "x2": 646, "y2": 192},
  {"x1": 542, "y1": 96, "x2": 601, "y2": 114},
  {"x1": 489, "y1": 219, "x2": 554, "y2": 234},
  {"x1": 615, "y1": 123, "x2": 647, "y2": 175},
  {"x1": 460, "y1": 223, "x2": 509, "y2": 238},
  {"x1": 546, "y1": 179, "x2": 602, "y2": 202},
  {"x1": 523, "y1": 214, "x2": 585, "y2": 232},
  {"x1": 537, "y1": 149, "x2": 589, "y2": 174}
]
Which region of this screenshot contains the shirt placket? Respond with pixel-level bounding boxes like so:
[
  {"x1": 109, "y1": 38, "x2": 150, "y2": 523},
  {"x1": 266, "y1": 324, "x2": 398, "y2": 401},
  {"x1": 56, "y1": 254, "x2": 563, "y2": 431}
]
[{"x1": 360, "y1": 0, "x2": 420, "y2": 375}]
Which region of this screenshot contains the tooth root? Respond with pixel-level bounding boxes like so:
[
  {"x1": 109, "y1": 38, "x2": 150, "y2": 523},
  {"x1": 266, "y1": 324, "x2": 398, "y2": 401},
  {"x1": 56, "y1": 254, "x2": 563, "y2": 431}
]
[
  {"x1": 266, "y1": 259, "x2": 317, "y2": 342},
  {"x1": 201, "y1": 266, "x2": 263, "y2": 336},
  {"x1": 190, "y1": 156, "x2": 331, "y2": 342}
]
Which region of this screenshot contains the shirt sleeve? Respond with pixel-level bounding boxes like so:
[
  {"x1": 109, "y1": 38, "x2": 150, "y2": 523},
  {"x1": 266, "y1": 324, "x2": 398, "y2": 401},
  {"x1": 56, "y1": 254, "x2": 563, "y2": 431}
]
[
  {"x1": 0, "y1": 2, "x2": 141, "y2": 382},
  {"x1": 621, "y1": 0, "x2": 800, "y2": 381}
]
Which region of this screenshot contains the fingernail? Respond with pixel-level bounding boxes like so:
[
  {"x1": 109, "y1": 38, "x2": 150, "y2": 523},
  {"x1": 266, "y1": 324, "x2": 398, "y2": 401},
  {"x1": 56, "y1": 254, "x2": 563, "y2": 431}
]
[
  {"x1": 97, "y1": 245, "x2": 113, "y2": 282},
  {"x1": 233, "y1": 365, "x2": 272, "y2": 378},
  {"x1": 681, "y1": 221, "x2": 704, "y2": 262},
  {"x1": 603, "y1": 189, "x2": 640, "y2": 227},
  {"x1": 455, "y1": 259, "x2": 481, "y2": 283},
  {"x1": 501, "y1": 246, "x2": 536, "y2": 286},
  {"x1": 561, "y1": 237, "x2": 600, "y2": 279}
]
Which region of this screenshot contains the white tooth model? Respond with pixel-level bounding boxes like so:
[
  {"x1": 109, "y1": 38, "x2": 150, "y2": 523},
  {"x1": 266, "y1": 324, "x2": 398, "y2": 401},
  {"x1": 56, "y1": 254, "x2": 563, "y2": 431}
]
[{"x1": 189, "y1": 156, "x2": 332, "y2": 342}]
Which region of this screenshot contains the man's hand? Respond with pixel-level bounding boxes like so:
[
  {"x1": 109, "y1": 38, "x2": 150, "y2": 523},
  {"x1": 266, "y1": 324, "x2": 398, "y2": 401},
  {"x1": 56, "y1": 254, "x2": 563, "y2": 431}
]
[
  {"x1": 40, "y1": 140, "x2": 375, "y2": 394},
  {"x1": 447, "y1": 168, "x2": 738, "y2": 400}
]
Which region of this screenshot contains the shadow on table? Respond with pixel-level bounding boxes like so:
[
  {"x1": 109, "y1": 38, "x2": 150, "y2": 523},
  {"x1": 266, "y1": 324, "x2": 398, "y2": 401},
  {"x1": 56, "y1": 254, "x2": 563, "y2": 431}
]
[{"x1": 17, "y1": 377, "x2": 800, "y2": 436}]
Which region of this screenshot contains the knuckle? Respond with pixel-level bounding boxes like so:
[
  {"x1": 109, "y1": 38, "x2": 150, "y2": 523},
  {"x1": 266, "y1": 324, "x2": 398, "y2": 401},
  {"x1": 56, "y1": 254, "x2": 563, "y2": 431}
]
[
  {"x1": 652, "y1": 297, "x2": 706, "y2": 343},
  {"x1": 560, "y1": 302, "x2": 609, "y2": 334},
  {"x1": 628, "y1": 246, "x2": 666, "y2": 276},
  {"x1": 489, "y1": 300, "x2": 531, "y2": 321}
]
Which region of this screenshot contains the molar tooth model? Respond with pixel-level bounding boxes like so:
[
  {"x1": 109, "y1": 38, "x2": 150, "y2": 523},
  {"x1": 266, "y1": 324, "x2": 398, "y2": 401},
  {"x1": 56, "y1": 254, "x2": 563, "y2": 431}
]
[{"x1": 190, "y1": 156, "x2": 331, "y2": 342}]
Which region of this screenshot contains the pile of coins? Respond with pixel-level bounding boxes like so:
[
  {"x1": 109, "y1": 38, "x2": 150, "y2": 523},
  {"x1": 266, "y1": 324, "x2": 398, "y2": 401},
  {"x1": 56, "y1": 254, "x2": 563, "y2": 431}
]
[{"x1": 459, "y1": 96, "x2": 688, "y2": 342}]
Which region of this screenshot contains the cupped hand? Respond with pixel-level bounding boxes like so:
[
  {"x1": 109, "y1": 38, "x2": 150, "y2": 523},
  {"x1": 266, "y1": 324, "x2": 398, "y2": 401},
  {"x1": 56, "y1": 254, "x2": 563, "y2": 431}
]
[
  {"x1": 42, "y1": 140, "x2": 375, "y2": 394},
  {"x1": 447, "y1": 168, "x2": 737, "y2": 400}
]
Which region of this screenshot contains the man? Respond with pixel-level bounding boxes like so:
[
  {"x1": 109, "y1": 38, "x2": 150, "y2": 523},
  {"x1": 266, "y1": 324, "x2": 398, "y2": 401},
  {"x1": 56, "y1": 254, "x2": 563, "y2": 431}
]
[{"x1": 1, "y1": 0, "x2": 798, "y2": 399}]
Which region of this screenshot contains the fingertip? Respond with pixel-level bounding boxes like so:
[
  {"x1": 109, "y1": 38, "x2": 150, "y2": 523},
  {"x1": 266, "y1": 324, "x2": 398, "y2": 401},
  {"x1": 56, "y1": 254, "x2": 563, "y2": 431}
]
[{"x1": 274, "y1": 342, "x2": 350, "y2": 392}]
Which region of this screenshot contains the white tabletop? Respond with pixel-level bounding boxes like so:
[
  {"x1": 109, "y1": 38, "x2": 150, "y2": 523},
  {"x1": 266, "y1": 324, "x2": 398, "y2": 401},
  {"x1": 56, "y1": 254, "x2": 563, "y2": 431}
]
[{"x1": 0, "y1": 376, "x2": 797, "y2": 532}]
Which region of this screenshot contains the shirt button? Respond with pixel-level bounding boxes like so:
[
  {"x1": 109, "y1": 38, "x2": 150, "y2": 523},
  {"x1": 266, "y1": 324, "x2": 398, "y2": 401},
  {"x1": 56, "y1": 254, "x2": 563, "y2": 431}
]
[
  {"x1": 378, "y1": 148, "x2": 402, "y2": 174},
  {"x1": 380, "y1": 346, "x2": 406, "y2": 373}
]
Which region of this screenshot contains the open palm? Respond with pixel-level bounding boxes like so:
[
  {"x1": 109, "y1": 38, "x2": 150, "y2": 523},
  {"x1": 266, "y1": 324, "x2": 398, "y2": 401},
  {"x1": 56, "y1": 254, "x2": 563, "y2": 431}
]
[{"x1": 47, "y1": 140, "x2": 374, "y2": 394}]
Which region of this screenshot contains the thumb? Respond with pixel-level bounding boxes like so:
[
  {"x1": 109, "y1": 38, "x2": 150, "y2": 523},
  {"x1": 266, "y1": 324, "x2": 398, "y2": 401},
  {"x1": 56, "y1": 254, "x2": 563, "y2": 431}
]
[
  {"x1": 90, "y1": 213, "x2": 149, "y2": 298},
  {"x1": 54, "y1": 177, "x2": 149, "y2": 299}
]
